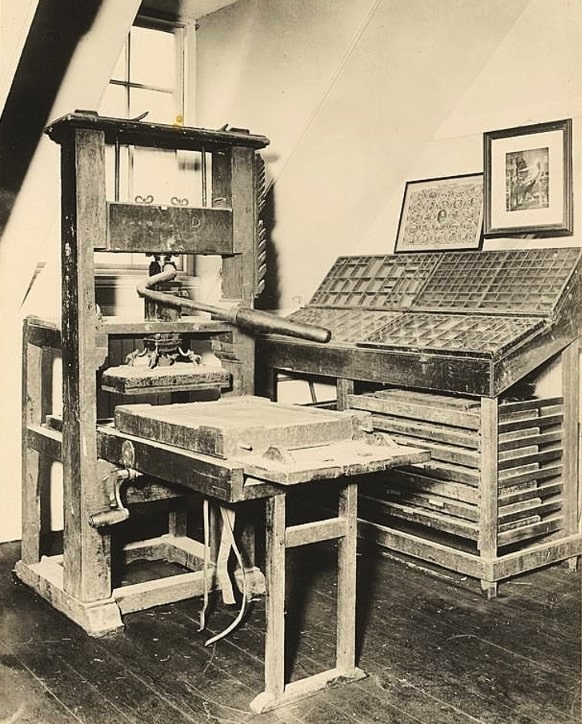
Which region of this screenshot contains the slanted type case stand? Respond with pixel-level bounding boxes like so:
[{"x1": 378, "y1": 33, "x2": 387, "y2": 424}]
[
  {"x1": 260, "y1": 248, "x2": 582, "y2": 598},
  {"x1": 16, "y1": 112, "x2": 427, "y2": 712}
]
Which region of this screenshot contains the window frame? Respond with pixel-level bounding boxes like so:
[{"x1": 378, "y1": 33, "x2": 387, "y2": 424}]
[
  {"x1": 96, "y1": 14, "x2": 193, "y2": 275},
  {"x1": 107, "y1": 15, "x2": 187, "y2": 128}
]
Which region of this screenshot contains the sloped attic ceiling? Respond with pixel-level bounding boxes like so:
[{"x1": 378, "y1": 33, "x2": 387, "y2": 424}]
[{"x1": 0, "y1": 1, "x2": 106, "y2": 231}]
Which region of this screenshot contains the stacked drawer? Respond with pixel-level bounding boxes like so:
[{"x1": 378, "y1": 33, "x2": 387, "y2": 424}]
[{"x1": 348, "y1": 389, "x2": 564, "y2": 549}]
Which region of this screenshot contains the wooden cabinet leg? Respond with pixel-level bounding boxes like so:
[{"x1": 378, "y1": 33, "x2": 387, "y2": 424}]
[
  {"x1": 566, "y1": 556, "x2": 579, "y2": 572},
  {"x1": 336, "y1": 378, "x2": 354, "y2": 411},
  {"x1": 480, "y1": 580, "x2": 498, "y2": 599},
  {"x1": 169, "y1": 508, "x2": 188, "y2": 537},
  {"x1": 562, "y1": 342, "x2": 579, "y2": 537},
  {"x1": 258, "y1": 368, "x2": 278, "y2": 401}
]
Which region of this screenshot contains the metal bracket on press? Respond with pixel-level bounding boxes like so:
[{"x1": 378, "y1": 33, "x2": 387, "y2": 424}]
[
  {"x1": 89, "y1": 447, "x2": 139, "y2": 528},
  {"x1": 121, "y1": 440, "x2": 136, "y2": 468}
]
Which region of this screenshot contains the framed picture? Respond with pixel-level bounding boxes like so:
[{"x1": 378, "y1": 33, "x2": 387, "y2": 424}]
[
  {"x1": 394, "y1": 173, "x2": 483, "y2": 253},
  {"x1": 483, "y1": 119, "x2": 572, "y2": 237}
]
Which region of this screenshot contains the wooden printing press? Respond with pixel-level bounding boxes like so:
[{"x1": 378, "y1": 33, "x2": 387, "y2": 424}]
[
  {"x1": 16, "y1": 112, "x2": 428, "y2": 712},
  {"x1": 258, "y1": 247, "x2": 582, "y2": 597}
]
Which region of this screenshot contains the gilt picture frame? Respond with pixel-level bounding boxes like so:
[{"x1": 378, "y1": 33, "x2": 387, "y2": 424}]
[
  {"x1": 483, "y1": 119, "x2": 573, "y2": 237},
  {"x1": 394, "y1": 173, "x2": 483, "y2": 253}
]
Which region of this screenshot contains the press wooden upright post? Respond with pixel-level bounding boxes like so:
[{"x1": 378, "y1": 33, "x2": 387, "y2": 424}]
[
  {"x1": 213, "y1": 146, "x2": 257, "y2": 395},
  {"x1": 21, "y1": 322, "x2": 54, "y2": 565},
  {"x1": 59, "y1": 127, "x2": 111, "y2": 601}
]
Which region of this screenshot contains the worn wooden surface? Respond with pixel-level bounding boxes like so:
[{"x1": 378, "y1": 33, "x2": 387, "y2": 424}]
[
  {"x1": 479, "y1": 397, "x2": 500, "y2": 597},
  {"x1": 100, "y1": 318, "x2": 231, "y2": 335},
  {"x1": 113, "y1": 397, "x2": 359, "y2": 458},
  {"x1": 213, "y1": 146, "x2": 258, "y2": 395},
  {"x1": 2, "y1": 538, "x2": 580, "y2": 723},
  {"x1": 562, "y1": 341, "x2": 579, "y2": 539},
  {"x1": 46, "y1": 111, "x2": 270, "y2": 152},
  {"x1": 21, "y1": 324, "x2": 53, "y2": 565},
  {"x1": 259, "y1": 249, "x2": 581, "y2": 398},
  {"x1": 107, "y1": 204, "x2": 233, "y2": 254},
  {"x1": 101, "y1": 363, "x2": 229, "y2": 395},
  {"x1": 350, "y1": 393, "x2": 563, "y2": 502},
  {"x1": 348, "y1": 385, "x2": 576, "y2": 594},
  {"x1": 263, "y1": 495, "x2": 286, "y2": 702},
  {"x1": 239, "y1": 439, "x2": 429, "y2": 485},
  {"x1": 258, "y1": 337, "x2": 494, "y2": 396}
]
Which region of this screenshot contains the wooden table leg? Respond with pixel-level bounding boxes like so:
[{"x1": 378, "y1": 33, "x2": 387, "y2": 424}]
[
  {"x1": 337, "y1": 481, "x2": 358, "y2": 673},
  {"x1": 251, "y1": 483, "x2": 365, "y2": 714},
  {"x1": 251, "y1": 493, "x2": 286, "y2": 712}
]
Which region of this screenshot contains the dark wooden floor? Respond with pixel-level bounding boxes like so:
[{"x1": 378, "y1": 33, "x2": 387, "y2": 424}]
[{"x1": 0, "y1": 539, "x2": 580, "y2": 724}]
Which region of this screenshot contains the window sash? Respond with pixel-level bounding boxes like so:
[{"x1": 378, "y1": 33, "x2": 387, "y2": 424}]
[{"x1": 96, "y1": 15, "x2": 189, "y2": 272}]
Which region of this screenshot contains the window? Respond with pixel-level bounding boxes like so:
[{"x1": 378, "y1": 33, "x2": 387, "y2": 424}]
[
  {"x1": 96, "y1": 16, "x2": 194, "y2": 271},
  {"x1": 100, "y1": 17, "x2": 185, "y2": 127}
]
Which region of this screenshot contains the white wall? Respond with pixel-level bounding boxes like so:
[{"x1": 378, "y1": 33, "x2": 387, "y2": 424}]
[
  {"x1": 197, "y1": 0, "x2": 580, "y2": 310},
  {"x1": 364, "y1": 0, "x2": 582, "y2": 255}
]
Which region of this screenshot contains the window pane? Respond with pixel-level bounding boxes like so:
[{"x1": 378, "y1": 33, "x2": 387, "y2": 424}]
[
  {"x1": 130, "y1": 87, "x2": 177, "y2": 125},
  {"x1": 130, "y1": 25, "x2": 175, "y2": 89},
  {"x1": 100, "y1": 83, "x2": 128, "y2": 119},
  {"x1": 95, "y1": 20, "x2": 188, "y2": 277},
  {"x1": 110, "y1": 41, "x2": 127, "y2": 82},
  {"x1": 95, "y1": 251, "x2": 148, "y2": 269},
  {"x1": 132, "y1": 150, "x2": 204, "y2": 208},
  {"x1": 104, "y1": 145, "x2": 130, "y2": 202},
  {"x1": 132, "y1": 147, "x2": 181, "y2": 206}
]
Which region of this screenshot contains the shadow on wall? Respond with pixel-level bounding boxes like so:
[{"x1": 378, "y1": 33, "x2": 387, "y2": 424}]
[{"x1": 0, "y1": 0, "x2": 104, "y2": 235}]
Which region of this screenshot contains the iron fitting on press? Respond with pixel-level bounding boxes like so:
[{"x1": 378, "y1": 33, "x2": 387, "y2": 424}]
[{"x1": 88, "y1": 467, "x2": 139, "y2": 529}]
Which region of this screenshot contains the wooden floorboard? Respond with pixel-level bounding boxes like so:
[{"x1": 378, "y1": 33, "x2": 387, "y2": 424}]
[
  {"x1": 298, "y1": 544, "x2": 581, "y2": 723},
  {"x1": 0, "y1": 651, "x2": 81, "y2": 723},
  {"x1": 1, "y1": 539, "x2": 580, "y2": 723}
]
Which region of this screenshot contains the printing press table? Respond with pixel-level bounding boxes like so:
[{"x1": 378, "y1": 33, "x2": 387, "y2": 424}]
[{"x1": 96, "y1": 395, "x2": 428, "y2": 712}]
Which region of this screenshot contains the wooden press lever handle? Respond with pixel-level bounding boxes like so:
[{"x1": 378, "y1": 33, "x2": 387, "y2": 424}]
[{"x1": 137, "y1": 267, "x2": 331, "y2": 344}]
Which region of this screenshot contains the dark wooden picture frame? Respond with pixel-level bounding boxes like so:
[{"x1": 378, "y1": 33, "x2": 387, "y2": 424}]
[
  {"x1": 483, "y1": 118, "x2": 573, "y2": 237},
  {"x1": 394, "y1": 173, "x2": 483, "y2": 253}
]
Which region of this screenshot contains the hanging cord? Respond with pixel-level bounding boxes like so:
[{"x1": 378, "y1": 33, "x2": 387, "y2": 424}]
[
  {"x1": 198, "y1": 498, "x2": 212, "y2": 632},
  {"x1": 215, "y1": 505, "x2": 237, "y2": 606},
  {"x1": 204, "y1": 505, "x2": 248, "y2": 647}
]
